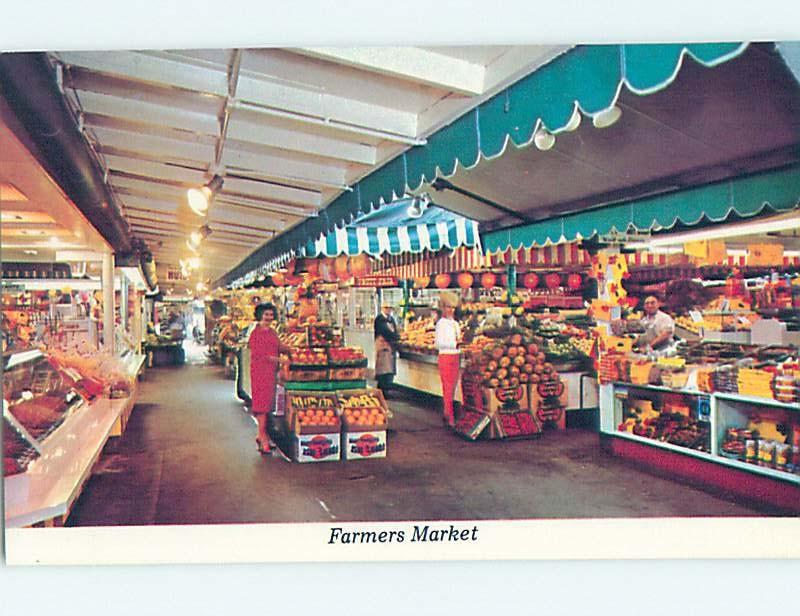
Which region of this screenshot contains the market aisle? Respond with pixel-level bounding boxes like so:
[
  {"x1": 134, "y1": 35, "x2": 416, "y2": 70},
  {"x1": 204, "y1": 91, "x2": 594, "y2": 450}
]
[{"x1": 68, "y1": 365, "x2": 776, "y2": 526}]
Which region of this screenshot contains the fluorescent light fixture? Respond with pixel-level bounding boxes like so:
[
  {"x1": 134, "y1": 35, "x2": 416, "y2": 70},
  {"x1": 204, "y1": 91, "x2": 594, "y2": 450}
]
[
  {"x1": 187, "y1": 175, "x2": 224, "y2": 216},
  {"x1": 592, "y1": 105, "x2": 622, "y2": 129},
  {"x1": 647, "y1": 214, "x2": 800, "y2": 248}
]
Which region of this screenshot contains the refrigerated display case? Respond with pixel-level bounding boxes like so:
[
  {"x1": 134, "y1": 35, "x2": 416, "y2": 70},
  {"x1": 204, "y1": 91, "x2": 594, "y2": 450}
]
[
  {"x1": 600, "y1": 381, "x2": 800, "y2": 511},
  {"x1": 3, "y1": 346, "x2": 140, "y2": 527}
]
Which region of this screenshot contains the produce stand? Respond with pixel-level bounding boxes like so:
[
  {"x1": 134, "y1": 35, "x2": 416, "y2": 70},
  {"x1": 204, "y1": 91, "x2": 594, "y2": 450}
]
[
  {"x1": 395, "y1": 350, "x2": 464, "y2": 403},
  {"x1": 455, "y1": 329, "x2": 569, "y2": 440},
  {"x1": 144, "y1": 339, "x2": 185, "y2": 367}
]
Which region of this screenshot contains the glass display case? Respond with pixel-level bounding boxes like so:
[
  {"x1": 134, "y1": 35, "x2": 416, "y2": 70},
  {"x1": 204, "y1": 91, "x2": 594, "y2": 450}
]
[
  {"x1": 2, "y1": 350, "x2": 86, "y2": 475},
  {"x1": 601, "y1": 381, "x2": 800, "y2": 488}
]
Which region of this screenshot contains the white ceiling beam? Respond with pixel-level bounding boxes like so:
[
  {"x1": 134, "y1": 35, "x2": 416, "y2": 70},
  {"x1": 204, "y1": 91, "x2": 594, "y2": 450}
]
[
  {"x1": 61, "y1": 50, "x2": 419, "y2": 139},
  {"x1": 103, "y1": 155, "x2": 208, "y2": 185},
  {"x1": 120, "y1": 195, "x2": 289, "y2": 230},
  {"x1": 295, "y1": 47, "x2": 486, "y2": 96},
  {"x1": 226, "y1": 116, "x2": 377, "y2": 165},
  {"x1": 481, "y1": 45, "x2": 570, "y2": 94},
  {"x1": 234, "y1": 73, "x2": 418, "y2": 138},
  {"x1": 132, "y1": 226, "x2": 257, "y2": 249},
  {"x1": 122, "y1": 206, "x2": 277, "y2": 236},
  {"x1": 110, "y1": 170, "x2": 321, "y2": 209},
  {"x1": 126, "y1": 215, "x2": 268, "y2": 243},
  {"x1": 88, "y1": 126, "x2": 216, "y2": 165},
  {"x1": 59, "y1": 51, "x2": 229, "y2": 96},
  {"x1": 221, "y1": 147, "x2": 347, "y2": 189},
  {"x1": 416, "y1": 45, "x2": 568, "y2": 136},
  {"x1": 76, "y1": 90, "x2": 220, "y2": 135}
]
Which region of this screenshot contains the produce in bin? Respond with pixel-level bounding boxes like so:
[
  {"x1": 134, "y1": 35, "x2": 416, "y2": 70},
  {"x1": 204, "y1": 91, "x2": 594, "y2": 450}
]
[
  {"x1": 289, "y1": 348, "x2": 327, "y2": 366},
  {"x1": 294, "y1": 409, "x2": 340, "y2": 433},
  {"x1": 286, "y1": 393, "x2": 340, "y2": 434},
  {"x1": 465, "y1": 331, "x2": 560, "y2": 390},
  {"x1": 327, "y1": 346, "x2": 368, "y2": 366},
  {"x1": 337, "y1": 389, "x2": 390, "y2": 427},
  {"x1": 308, "y1": 324, "x2": 340, "y2": 347}
]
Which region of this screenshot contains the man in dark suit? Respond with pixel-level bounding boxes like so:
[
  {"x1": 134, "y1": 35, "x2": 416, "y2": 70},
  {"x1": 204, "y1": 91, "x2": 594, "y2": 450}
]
[{"x1": 374, "y1": 303, "x2": 400, "y2": 396}]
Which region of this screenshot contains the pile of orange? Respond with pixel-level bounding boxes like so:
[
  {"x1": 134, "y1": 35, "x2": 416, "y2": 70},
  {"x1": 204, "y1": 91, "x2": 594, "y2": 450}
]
[
  {"x1": 296, "y1": 409, "x2": 338, "y2": 427},
  {"x1": 343, "y1": 407, "x2": 385, "y2": 427}
]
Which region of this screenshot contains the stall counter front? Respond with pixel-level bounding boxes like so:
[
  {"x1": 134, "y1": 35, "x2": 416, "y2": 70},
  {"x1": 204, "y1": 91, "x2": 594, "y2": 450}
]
[
  {"x1": 599, "y1": 381, "x2": 800, "y2": 512},
  {"x1": 395, "y1": 350, "x2": 463, "y2": 403},
  {"x1": 5, "y1": 392, "x2": 136, "y2": 528}
]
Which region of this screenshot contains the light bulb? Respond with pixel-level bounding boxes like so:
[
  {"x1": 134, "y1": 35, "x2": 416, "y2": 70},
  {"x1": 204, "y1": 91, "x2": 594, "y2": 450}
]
[
  {"x1": 187, "y1": 186, "x2": 211, "y2": 216},
  {"x1": 592, "y1": 105, "x2": 622, "y2": 129},
  {"x1": 533, "y1": 128, "x2": 555, "y2": 151}
]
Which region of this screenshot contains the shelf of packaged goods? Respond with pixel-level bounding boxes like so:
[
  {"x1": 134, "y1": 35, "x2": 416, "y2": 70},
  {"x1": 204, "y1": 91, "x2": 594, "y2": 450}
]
[
  {"x1": 714, "y1": 392, "x2": 799, "y2": 412},
  {"x1": 613, "y1": 382, "x2": 797, "y2": 411},
  {"x1": 4, "y1": 394, "x2": 135, "y2": 528},
  {"x1": 610, "y1": 431, "x2": 800, "y2": 486},
  {"x1": 610, "y1": 430, "x2": 715, "y2": 463},
  {"x1": 612, "y1": 381, "x2": 698, "y2": 395}
]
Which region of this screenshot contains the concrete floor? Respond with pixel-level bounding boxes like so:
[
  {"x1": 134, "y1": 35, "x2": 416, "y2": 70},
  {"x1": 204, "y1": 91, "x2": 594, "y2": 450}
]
[{"x1": 68, "y1": 362, "x2": 777, "y2": 526}]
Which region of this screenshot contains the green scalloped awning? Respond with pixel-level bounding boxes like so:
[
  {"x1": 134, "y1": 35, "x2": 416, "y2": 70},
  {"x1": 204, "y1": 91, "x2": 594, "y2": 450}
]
[
  {"x1": 482, "y1": 164, "x2": 800, "y2": 252},
  {"x1": 220, "y1": 42, "x2": 749, "y2": 287}
]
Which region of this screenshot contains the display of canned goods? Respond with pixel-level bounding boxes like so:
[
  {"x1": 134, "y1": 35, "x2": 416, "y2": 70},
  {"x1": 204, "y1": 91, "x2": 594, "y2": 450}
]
[
  {"x1": 775, "y1": 443, "x2": 791, "y2": 471},
  {"x1": 758, "y1": 440, "x2": 776, "y2": 467},
  {"x1": 745, "y1": 439, "x2": 758, "y2": 462}
]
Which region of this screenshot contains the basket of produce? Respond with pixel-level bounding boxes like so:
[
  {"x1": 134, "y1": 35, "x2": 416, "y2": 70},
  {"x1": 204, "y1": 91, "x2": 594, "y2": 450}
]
[{"x1": 288, "y1": 347, "x2": 328, "y2": 367}]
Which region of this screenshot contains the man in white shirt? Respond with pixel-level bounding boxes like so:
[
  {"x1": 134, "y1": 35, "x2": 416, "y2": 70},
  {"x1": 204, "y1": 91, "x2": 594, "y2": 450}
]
[{"x1": 635, "y1": 295, "x2": 675, "y2": 352}]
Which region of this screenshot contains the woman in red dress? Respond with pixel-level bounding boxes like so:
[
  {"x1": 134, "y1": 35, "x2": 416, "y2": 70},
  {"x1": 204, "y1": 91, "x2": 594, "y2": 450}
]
[{"x1": 249, "y1": 303, "x2": 287, "y2": 455}]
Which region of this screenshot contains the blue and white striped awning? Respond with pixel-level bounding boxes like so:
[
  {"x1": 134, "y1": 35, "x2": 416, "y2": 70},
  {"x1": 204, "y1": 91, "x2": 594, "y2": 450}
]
[{"x1": 304, "y1": 202, "x2": 481, "y2": 257}]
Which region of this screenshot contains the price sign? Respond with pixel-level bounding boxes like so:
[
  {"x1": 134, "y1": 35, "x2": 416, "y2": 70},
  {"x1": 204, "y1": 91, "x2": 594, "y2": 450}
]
[{"x1": 353, "y1": 275, "x2": 398, "y2": 288}]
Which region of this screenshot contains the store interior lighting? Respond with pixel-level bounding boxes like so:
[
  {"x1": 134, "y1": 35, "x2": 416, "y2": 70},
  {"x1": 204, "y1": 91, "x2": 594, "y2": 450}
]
[
  {"x1": 187, "y1": 224, "x2": 213, "y2": 251},
  {"x1": 592, "y1": 105, "x2": 622, "y2": 128},
  {"x1": 645, "y1": 213, "x2": 800, "y2": 248},
  {"x1": 407, "y1": 194, "x2": 430, "y2": 218},
  {"x1": 187, "y1": 175, "x2": 224, "y2": 217}
]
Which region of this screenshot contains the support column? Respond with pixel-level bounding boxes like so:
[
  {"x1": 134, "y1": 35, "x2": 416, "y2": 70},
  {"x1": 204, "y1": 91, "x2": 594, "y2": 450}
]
[
  {"x1": 132, "y1": 290, "x2": 142, "y2": 353},
  {"x1": 102, "y1": 251, "x2": 115, "y2": 353},
  {"x1": 120, "y1": 274, "x2": 129, "y2": 332}
]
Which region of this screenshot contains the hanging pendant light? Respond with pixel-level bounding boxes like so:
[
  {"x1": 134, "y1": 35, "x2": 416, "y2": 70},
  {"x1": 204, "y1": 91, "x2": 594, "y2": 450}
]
[
  {"x1": 187, "y1": 175, "x2": 224, "y2": 216},
  {"x1": 592, "y1": 105, "x2": 622, "y2": 129},
  {"x1": 533, "y1": 127, "x2": 555, "y2": 151},
  {"x1": 186, "y1": 224, "x2": 213, "y2": 252}
]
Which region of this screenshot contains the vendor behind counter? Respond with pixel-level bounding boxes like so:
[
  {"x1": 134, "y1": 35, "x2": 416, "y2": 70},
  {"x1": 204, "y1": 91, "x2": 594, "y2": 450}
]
[{"x1": 613, "y1": 295, "x2": 676, "y2": 355}]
